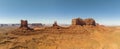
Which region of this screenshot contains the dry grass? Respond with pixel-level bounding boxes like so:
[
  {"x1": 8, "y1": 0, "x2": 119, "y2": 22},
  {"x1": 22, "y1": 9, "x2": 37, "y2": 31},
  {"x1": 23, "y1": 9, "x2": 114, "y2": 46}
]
[{"x1": 0, "y1": 26, "x2": 120, "y2": 49}]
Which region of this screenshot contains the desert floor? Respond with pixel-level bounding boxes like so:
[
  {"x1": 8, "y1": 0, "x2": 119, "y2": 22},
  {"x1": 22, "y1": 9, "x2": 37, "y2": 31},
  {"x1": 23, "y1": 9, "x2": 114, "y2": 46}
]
[{"x1": 0, "y1": 26, "x2": 120, "y2": 49}]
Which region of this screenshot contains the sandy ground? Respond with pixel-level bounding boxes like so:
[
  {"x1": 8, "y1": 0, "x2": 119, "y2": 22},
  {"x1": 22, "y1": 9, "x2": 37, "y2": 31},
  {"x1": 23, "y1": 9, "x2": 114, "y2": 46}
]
[{"x1": 0, "y1": 26, "x2": 120, "y2": 49}]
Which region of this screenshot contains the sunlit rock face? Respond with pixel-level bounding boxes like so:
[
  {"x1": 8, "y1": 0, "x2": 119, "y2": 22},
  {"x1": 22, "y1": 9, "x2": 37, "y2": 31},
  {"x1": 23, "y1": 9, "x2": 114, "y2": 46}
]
[
  {"x1": 84, "y1": 18, "x2": 96, "y2": 26},
  {"x1": 72, "y1": 18, "x2": 85, "y2": 26},
  {"x1": 19, "y1": 20, "x2": 31, "y2": 30},
  {"x1": 72, "y1": 18, "x2": 96, "y2": 26}
]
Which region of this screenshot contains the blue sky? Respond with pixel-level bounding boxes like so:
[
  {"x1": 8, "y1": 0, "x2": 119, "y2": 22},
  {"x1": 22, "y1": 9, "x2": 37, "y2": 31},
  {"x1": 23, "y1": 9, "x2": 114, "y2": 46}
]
[{"x1": 0, "y1": 0, "x2": 120, "y2": 25}]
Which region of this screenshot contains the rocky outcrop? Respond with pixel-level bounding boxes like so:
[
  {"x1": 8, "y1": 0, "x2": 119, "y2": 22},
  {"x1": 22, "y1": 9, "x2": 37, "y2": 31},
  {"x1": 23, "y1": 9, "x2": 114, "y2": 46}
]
[
  {"x1": 84, "y1": 18, "x2": 96, "y2": 26},
  {"x1": 19, "y1": 20, "x2": 31, "y2": 30},
  {"x1": 72, "y1": 18, "x2": 96, "y2": 26},
  {"x1": 53, "y1": 21, "x2": 58, "y2": 27},
  {"x1": 72, "y1": 18, "x2": 85, "y2": 26}
]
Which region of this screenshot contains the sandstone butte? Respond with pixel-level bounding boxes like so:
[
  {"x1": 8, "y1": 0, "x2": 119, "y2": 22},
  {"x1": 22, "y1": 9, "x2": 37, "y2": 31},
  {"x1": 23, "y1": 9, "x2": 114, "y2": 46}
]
[{"x1": 10, "y1": 17, "x2": 107, "y2": 35}]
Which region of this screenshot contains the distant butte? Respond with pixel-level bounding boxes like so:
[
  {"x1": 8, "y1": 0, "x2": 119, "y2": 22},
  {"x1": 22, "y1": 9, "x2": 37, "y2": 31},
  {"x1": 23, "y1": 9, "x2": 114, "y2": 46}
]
[
  {"x1": 19, "y1": 20, "x2": 32, "y2": 30},
  {"x1": 72, "y1": 18, "x2": 96, "y2": 26},
  {"x1": 53, "y1": 21, "x2": 58, "y2": 27},
  {"x1": 11, "y1": 17, "x2": 103, "y2": 35}
]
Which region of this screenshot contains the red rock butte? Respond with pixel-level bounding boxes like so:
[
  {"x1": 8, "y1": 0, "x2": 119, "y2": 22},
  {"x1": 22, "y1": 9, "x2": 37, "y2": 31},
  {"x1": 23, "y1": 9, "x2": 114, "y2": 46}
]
[
  {"x1": 53, "y1": 21, "x2": 58, "y2": 27},
  {"x1": 19, "y1": 20, "x2": 32, "y2": 30},
  {"x1": 17, "y1": 17, "x2": 99, "y2": 31},
  {"x1": 72, "y1": 18, "x2": 96, "y2": 26}
]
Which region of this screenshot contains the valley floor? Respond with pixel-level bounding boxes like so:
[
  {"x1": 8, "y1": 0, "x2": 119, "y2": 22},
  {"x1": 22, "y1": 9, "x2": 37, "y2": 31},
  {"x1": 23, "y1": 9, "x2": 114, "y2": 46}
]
[{"x1": 0, "y1": 26, "x2": 120, "y2": 49}]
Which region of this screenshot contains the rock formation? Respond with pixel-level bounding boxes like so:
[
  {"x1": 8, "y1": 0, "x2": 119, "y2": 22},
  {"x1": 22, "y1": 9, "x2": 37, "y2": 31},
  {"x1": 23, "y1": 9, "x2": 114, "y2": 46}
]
[
  {"x1": 84, "y1": 18, "x2": 96, "y2": 26},
  {"x1": 31, "y1": 23, "x2": 43, "y2": 27},
  {"x1": 72, "y1": 18, "x2": 85, "y2": 26},
  {"x1": 19, "y1": 20, "x2": 31, "y2": 30},
  {"x1": 72, "y1": 18, "x2": 96, "y2": 26},
  {"x1": 53, "y1": 21, "x2": 58, "y2": 27}
]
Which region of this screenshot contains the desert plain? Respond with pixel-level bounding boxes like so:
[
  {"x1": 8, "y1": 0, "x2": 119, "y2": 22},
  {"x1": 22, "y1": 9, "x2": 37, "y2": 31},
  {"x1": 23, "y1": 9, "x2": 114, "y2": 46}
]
[
  {"x1": 0, "y1": 25, "x2": 120, "y2": 49},
  {"x1": 0, "y1": 18, "x2": 120, "y2": 49}
]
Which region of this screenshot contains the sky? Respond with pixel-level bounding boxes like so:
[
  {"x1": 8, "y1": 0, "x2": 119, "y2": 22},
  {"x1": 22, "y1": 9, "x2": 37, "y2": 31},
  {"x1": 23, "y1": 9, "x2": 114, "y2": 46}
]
[{"x1": 0, "y1": 0, "x2": 120, "y2": 25}]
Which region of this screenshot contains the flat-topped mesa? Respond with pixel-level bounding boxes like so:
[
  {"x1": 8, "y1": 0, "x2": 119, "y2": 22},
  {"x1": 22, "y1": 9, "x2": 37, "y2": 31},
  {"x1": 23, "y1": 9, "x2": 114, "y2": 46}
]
[
  {"x1": 53, "y1": 21, "x2": 58, "y2": 27},
  {"x1": 19, "y1": 20, "x2": 31, "y2": 30},
  {"x1": 72, "y1": 18, "x2": 96, "y2": 26},
  {"x1": 72, "y1": 18, "x2": 85, "y2": 26},
  {"x1": 84, "y1": 18, "x2": 96, "y2": 26}
]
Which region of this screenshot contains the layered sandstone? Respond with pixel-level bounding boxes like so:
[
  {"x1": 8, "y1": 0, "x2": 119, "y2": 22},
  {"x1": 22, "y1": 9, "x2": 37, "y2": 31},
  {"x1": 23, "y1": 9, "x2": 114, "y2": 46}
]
[
  {"x1": 84, "y1": 18, "x2": 96, "y2": 26},
  {"x1": 72, "y1": 18, "x2": 96, "y2": 26},
  {"x1": 72, "y1": 18, "x2": 85, "y2": 26}
]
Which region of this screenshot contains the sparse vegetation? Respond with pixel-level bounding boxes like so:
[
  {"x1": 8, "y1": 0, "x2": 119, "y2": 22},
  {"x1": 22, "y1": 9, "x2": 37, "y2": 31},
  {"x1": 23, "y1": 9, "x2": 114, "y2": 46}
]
[{"x1": 0, "y1": 25, "x2": 120, "y2": 49}]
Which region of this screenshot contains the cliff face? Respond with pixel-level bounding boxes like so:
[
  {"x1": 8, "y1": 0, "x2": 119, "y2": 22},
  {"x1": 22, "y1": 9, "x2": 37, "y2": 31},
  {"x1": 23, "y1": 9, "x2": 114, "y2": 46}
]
[
  {"x1": 19, "y1": 20, "x2": 31, "y2": 30},
  {"x1": 72, "y1": 18, "x2": 96, "y2": 26},
  {"x1": 84, "y1": 18, "x2": 96, "y2": 26},
  {"x1": 72, "y1": 18, "x2": 85, "y2": 26}
]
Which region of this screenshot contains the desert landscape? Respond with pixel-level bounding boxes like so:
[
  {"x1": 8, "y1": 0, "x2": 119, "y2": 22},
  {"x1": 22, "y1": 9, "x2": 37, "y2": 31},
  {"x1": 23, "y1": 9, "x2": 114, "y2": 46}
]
[
  {"x1": 0, "y1": 0, "x2": 120, "y2": 49},
  {"x1": 0, "y1": 18, "x2": 120, "y2": 49}
]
